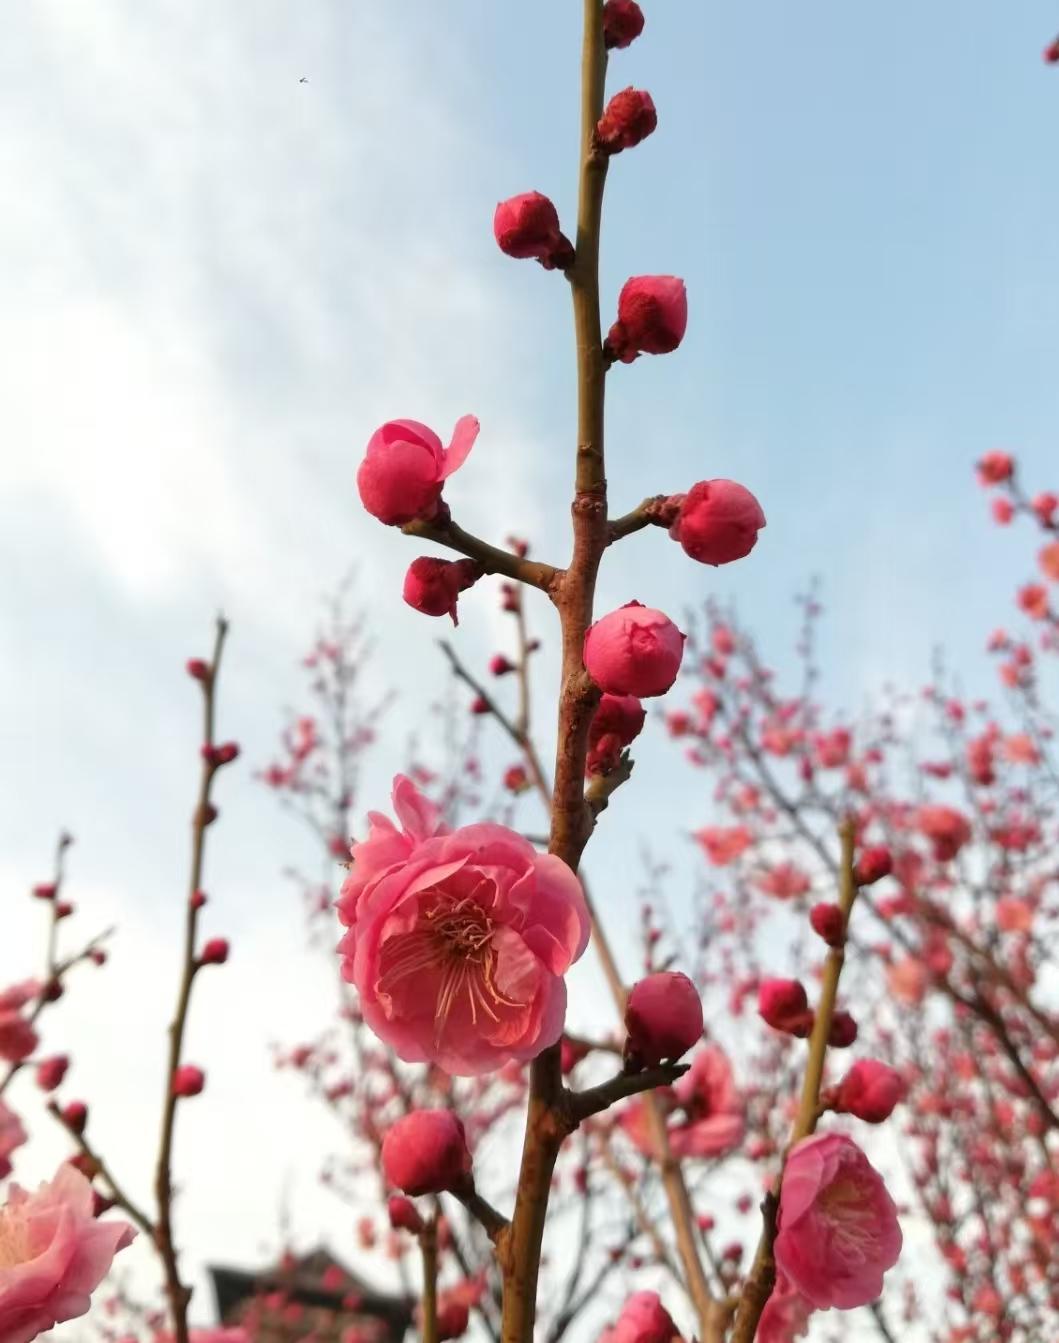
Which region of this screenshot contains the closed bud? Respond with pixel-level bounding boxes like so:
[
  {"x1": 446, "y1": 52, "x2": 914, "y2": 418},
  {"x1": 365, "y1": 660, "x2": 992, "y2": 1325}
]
[
  {"x1": 470, "y1": 696, "x2": 490, "y2": 715},
  {"x1": 190, "y1": 889, "x2": 208, "y2": 910},
  {"x1": 829, "y1": 1010, "x2": 858, "y2": 1048},
  {"x1": 199, "y1": 938, "x2": 230, "y2": 966},
  {"x1": 387, "y1": 1195, "x2": 425, "y2": 1235},
  {"x1": 55, "y1": 902, "x2": 74, "y2": 920},
  {"x1": 833, "y1": 1059, "x2": 905, "y2": 1123},
  {"x1": 809, "y1": 902, "x2": 845, "y2": 947},
  {"x1": 584, "y1": 602, "x2": 685, "y2": 698},
  {"x1": 185, "y1": 658, "x2": 210, "y2": 682},
  {"x1": 172, "y1": 1064, "x2": 205, "y2": 1098},
  {"x1": 62, "y1": 1101, "x2": 88, "y2": 1134},
  {"x1": 493, "y1": 192, "x2": 573, "y2": 270},
  {"x1": 215, "y1": 742, "x2": 240, "y2": 765},
  {"x1": 32, "y1": 882, "x2": 57, "y2": 900},
  {"x1": 853, "y1": 846, "x2": 892, "y2": 885},
  {"x1": 1044, "y1": 37, "x2": 1059, "y2": 64},
  {"x1": 669, "y1": 479, "x2": 766, "y2": 566},
  {"x1": 603, "y1": 0, "x2": 645, "y2": 49},
  {"x1": 976, "y1": 451, "x2": 1014, "y2": 486},
  {"x1": 489, "y1": 655, "x2": 514, "y2": 677},
  {"x1": 597, "y1": 88, "x2": 657, "y2": 154},
  {"x1": 586, "y1": 694, "x2": 646, "y2": 776},
  {"x1": 36, "y1": 1055, "x2": 70, "y2": 1092},
  {"x1": 625, "y1": 971, "x2": 703, "y2": 1066},
  {"x1": 381, "y1": 1110, "x2": 472, "y2": 1196},
  {"x1": 758, "y1": 979, "x2": 814, "y2": 1037},
  {"x1": 403, "y1": 558, "x2": 481, "y2": 625},
  {"x1": 605, "y1": 275, "x2": 688, "y2": 363}
]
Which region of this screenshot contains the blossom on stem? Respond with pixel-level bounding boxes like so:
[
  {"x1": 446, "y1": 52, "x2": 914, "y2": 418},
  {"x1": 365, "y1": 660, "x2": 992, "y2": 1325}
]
[
  {"x1": 832, "y1": 1059, "x2": 905, "y2": 1123},
  {"x1": 775, "y1": 1133, "x2": 902, "y2": 1308},
  {"x1": 976, "y1": 451, "x2": 1014, "y2": 485},
  {"x1": 337, "y1": 777, "x2": 590, "y2": 1074},
  {"x1": 853, "y1": 845, "x2": 892, "y2": 885},
  {"x1": 584, "y1": 602, "x2": 685, "y2": 697},
  {"x1": 596, "y1": 89, "x2": 657, "y2": 154},
  {"x1": 493, "y1": 192, "x2": 573, "y2": 270},
  {"x1": 599, "y1": 1291, "x2": 682, "y2": 1343},
  {"x1": 0, "y1": 1164, "x2": 134, "y2": 1343},
  {"x1": 0, "y1": 1101, "x2": 27, "y2": 1179},
  {"x1": 757, "y1": 1276, "x2": 814, "y2": 1343},
  {"x1": 809, "y1": 903, "x2": 844, "y2": 947},
  {"x1": 668, "y1": 480, "x2": 766, "y2": 565},
  {"x1": 586, "y1": 693, "x2": 646, "y2": 775},
  {"x1": 0, "y1": 1011, "x2": 38, "y2": 1065},
  {"x1": 381, "y1": 1110, "x2": 471, "y2": 1195},
  {"x1": 605, "y1": 276, "x2": 687, "y2": 363},
  {"x1": 172, "y1": 1064, "x2": 205, "y2": 1098},
  {"x1": 403, "y1": 558, "x2": 481, "y2": 625},
  {"x1": 758, "y1": 979, "x2": 814, "y2": 1037},
  {"x1": 624, "y1": 971, "x2": 703, "y2": 1065},
  {"x1": 357, "y1": 417, "x2": 479, "y2": 526},
  {"x1": 916, "y1": 804, "x2": 971, "y2": 861},
  {"x1": 603, "y1": 0, "x2": 645, "y2": 49}
]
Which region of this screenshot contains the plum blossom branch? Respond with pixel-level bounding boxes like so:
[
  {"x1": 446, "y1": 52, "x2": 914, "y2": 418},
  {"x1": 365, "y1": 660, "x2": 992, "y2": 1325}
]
[
  {"x1": 606, "y1": 495, "x2": 678, "y2": 544},
  {"x1": 404, "y1": 516, "x2": 559, "y2": 593},
  {"x1": 48, "y1": 1099, "x2": 156, "y2": 1240},
  {"x1": 569, "y1": 1061, "x2": 688, "y2": 1123},
  {"x1": 451, "y1": 1179, "x2": 511, "y2": 1245}
]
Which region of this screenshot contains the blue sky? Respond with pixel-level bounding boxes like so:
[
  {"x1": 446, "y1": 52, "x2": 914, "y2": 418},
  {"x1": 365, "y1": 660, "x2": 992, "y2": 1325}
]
[{"x1": 1, "y1": 3, "x2": 1057, "y2": 1337}]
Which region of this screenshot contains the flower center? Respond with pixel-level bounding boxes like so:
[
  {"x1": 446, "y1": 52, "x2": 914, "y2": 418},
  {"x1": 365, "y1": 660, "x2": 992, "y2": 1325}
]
[
  {"x1": 819, "y1": 1175, "x2": 878, "y2": 1261},
  {"x1": 0, "y1": 1212, "x2": 29, "y2": 1268},
  {"x1": 378, "y1": 889, "x2": 523, "y2": 1045}
]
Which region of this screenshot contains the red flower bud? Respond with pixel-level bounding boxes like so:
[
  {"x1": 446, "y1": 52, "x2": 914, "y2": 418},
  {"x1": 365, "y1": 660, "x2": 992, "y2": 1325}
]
[
  {"x1": 36, "y1": 1055, "x2": 70, "y2": 1092},
  {"x1": 853, "y1": 846, "x2": 892, "y2": 885},
  {"x1": 493, "y1": 192, "x2": 573, "y2": 270},
  {"x1": 597, "y1": 88, "x2": 657, "y2": 154},
  {"x1": 584, "y1": 602, "x2": 685, "y2": 698},
  {"x1": 586, "y1": 693, "x2": 647, "y2": 775},
  {"x1": 199, "y1": 938, "x2": 230, "y2": 966},
  {"x1": 403, "y1": 558, "x2": 481, "y2": 625},
  {"x1": 62, "y1": 1101, "x2": 88, "y2": 1134},
  {"x1": 186, "y1": 658, "x2": 210, "y2": 682},
  {"x1": 828, "y1": 1010, "x2": 858, "y2": 1048},
  {"x1": 1044, "y1": 37, "x2": 1059, "y2": 64},
  {"x1": 489, "y1": 655, "x2": 514, "y2": 677},
  {"x1": 669, "y1": 479, "x2": 766, "y2": 566},
  {"x1": 381, "y1": 1110, "x2": 472, "y2": 1196},
  {"x1": 758, "y1": 979, "x2": 814, "y2": 1037},
  {"x1": 503, "y1": 764, "x2": 530, "y2": 794},
  {"x1": 976, "y1": 451, "x2": 1014, "y2": 486},
  {"x1": 55, "y1": 902, "x2": 74, "y2": 920},
  {"x1": 42, "y1": 979, "x2": 63, "y2": 1003},
  {"x1": 833, "y1": 1059, "x2": 905, "y2": 1123},
  {"x1": 625, "y1": 971, "x2": 703, "y2": 1065},
  {"x1": 215, "y1": 742, "x2": 240, "y2": 765},
  {"x1": 470, "y1": 696, "x2": 490, "y2": 715},
  {"x1": 190, "y1": 889, "x2": 208, "y2": 910},
  {"x1": 90, "y1": 948, "x2": 107, "y2": 967},
  {"x1": 32, "y1": 882, "x2": 57, "y2": 900},
  {"x1": 172, "y1": 1064, "x2": 205, "y2": 1098},
  {"x1": 809, "y1": 903, "x2": 845, "y2": 947},
  {"x1": 387, "y1": 1195, "x2": 425, "y2": 1235},
  {"x1": 605, "y1": 276, "x2": 688, "y2": 363},
  {"x1": 603, "y1": 0, "x2": 645, "y2": 49}
]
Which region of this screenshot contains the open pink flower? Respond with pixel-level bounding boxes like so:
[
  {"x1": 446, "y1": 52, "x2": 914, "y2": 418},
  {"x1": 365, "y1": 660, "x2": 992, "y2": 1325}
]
[
  {"x1": 622, "y1": 1045, "x2": 743, "y2": 1160},
  {"x1": 757, "y1": 1275, "x2": 814, "y2": 1342},
  {"x1": 0, "y1": 1101, "x2": 27, "y2": 1179},
  {"x1": 357, "y1": 416, "x2": 479, "y2": 526},
  {"x1": 337, "y1": 777, "x2": 590, "y2": 1074},
  {"x1": 0, "y1": 1163, "x2": 135, "y2": 1343},
  {"x1": 916, "y1": 805, "x2": 971, "y2": 861},
  {"x1": 775, "y1": 1133, "x2": 902, "y2": 1309}
]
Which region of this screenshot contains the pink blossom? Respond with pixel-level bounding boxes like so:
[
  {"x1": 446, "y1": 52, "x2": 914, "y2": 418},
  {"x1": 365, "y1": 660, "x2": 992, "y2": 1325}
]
[
  {"x1": 624, "y1": 972, "x2": 703, "y2": 1066},
  {"x1": 605, "y1": 277, "x2": 688, "y2": 363},
  {"x1": 694, "y1": 825, "x2": 751, "y2": 866},
  {"x1": 668, "y1": 1045, "x2": 745, "y2": 1158},
  {"x1": 757, "y1": 1276, "x2": 814, "y2": 1342},
  {"x1": 381, "y1": 1110, "x2": 471, "y2": 1195},
  {"x1": 357, "y1": 416, "x2": 479, "y2": 526},
  {"x1": 776, "y1": 1133, "x2": 901, "y2": 1308},
  {"x1": 756, "y1": 863, "x2": 811, "y2": 900},
  {"x1": 669, "y1": 480, "x2": 766, "y2": 566},
  {"x1": 0, "y1": 983, "x2": 41, "y2": 1013},
  {"x1": 0, "y1": 1163, "x2": 134, "y2": 1343},
  {"x1": 976, "y1": 451, "x2": 1014, "y2": 485},
  {"x1": 853, "y1": 846, "x2": 892, "y2": 885},
  {"x1": 0, "y1": 1101, "x2": 27, "y2": 1180},
  {"x1": 172, "y1": 1064, "x2": 205, "y2": 1097},
  {"x1": 996, "y1": 897, "x2": 1034, "y2": 933},
  {"x1": 337, "y1": 777, "x2": 590, "y2": 1074},
  {"x1": 758, "y1": 980, "x2": 814, "y2": 1037},
  {"x1": 601, "y1": 1291, "x2": 681, "y2": 1343},
  {"x1": 583, "y1": 603, "x2": 685, "y2": 698},
  {"x1": 916, "y1": 805, "x2": 972, "y2": 861}
]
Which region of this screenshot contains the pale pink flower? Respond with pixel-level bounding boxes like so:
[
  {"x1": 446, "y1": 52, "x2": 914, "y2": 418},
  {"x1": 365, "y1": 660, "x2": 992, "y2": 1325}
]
[
  {"x1": 622, "y1": 1045, "x2": 743, "y2": 1160},
  {"x1": 337, "y1": 777, "x2": 590, "y2": 1074},
  {"x1": 775, "y1": 1133, "x2": 902, "y2": 1309},
  {"x1": 0, "y1": 1101, "x2": 27, "y2": 1179},
  {"x1": 0, "y1": 1163, "x2": 135, "y2": 1343},
  {"x1": 757, "y1": 1275, "x2": 813, "y2": 1342}
]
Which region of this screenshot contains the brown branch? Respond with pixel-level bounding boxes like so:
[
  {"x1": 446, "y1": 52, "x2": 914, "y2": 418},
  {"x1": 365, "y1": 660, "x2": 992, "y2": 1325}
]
[
  {"x1": 153, "y1": 615, "x2": 230, "y2": 1343},
  {"x1": 730, "y1": 817, "x2": 859, "y2": 1343},
  {"x1": 404, "y1": 517, "x2": 559, "y2": 593},
  {"x1": 606, "y1": 495, "x2": 677, "y2": 544},
  {"x1": 419, "y1": 1217, "x2": 439, "y2": 1343},
  {"x1": 451, "y1": 1179, "x2": 511, "y2": 1245},
  {"x1": 584, "y1": 754, "x2": 634, "y2": 822},
  {"x1": 48, "y1": 1101, "x2": 156, "y2": 1241},
  {"x1": 570, "y1": 1063, "x2": 688, "y2": 1123}
]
